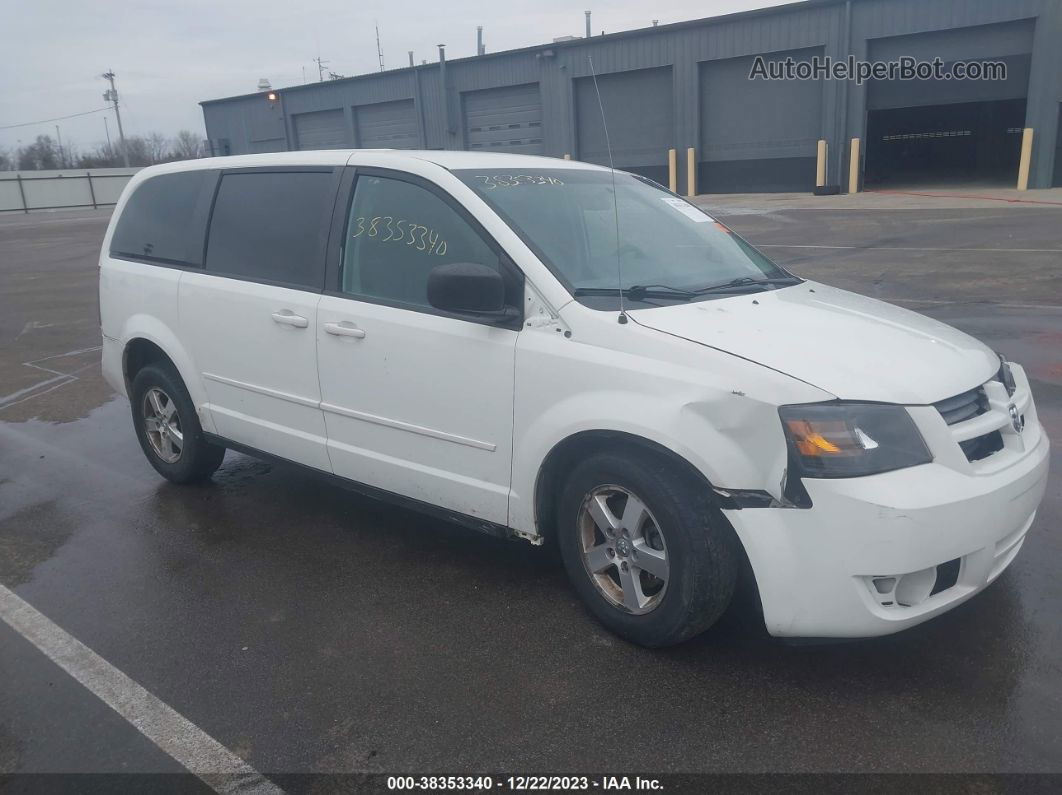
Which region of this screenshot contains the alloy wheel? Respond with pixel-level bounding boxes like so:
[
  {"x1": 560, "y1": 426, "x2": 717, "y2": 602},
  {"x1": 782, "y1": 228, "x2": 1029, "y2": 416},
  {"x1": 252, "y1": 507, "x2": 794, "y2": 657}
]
[
  {"x1": 577, "y1": 485, "x2": 669, "y2": 614},
  {"x1": 142, "y1": 387, "x2": 183, "y2": 464}
]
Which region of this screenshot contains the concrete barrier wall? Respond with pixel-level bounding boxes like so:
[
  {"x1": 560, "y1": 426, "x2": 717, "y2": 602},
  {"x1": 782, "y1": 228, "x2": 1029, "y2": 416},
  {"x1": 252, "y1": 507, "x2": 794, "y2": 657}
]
[{"x1": 0, "y1": 168, "x2": 142, "y2": 213}]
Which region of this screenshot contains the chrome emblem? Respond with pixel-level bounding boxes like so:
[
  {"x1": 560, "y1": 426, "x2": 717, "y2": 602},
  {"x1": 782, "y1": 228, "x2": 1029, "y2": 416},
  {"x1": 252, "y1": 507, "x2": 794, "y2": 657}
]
[{"x1": 1008, "y1": 404, "x2": 1024, "y2": 433}]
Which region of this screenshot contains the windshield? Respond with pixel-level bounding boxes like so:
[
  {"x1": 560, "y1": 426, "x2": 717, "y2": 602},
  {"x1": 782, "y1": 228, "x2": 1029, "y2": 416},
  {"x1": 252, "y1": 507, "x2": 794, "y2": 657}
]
[{"x1": 455, "y1": 168, "x2": 796, "y2": 309}]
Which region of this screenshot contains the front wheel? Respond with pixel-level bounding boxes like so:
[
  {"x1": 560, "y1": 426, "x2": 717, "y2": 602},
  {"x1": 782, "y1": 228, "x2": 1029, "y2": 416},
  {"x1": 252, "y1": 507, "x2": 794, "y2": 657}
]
[
  {"x1": 130, "y1": 363, "x2": 225, "y2": 483},
  {"x1": 557, "y1": 451, "x2": 739, "y2": 647}
]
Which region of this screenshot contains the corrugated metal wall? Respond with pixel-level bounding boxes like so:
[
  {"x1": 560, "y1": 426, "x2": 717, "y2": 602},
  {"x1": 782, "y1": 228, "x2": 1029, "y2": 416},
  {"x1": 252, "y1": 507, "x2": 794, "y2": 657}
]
[{"x1": 202, "y1": 0, "x2": 1062, "y2": 191}]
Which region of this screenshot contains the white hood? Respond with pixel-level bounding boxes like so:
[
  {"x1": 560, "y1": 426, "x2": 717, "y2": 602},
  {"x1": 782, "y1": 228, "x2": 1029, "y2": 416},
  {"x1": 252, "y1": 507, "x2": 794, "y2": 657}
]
[{"x1": 629, "y1": 281, "x2": 999, "y2": 404}]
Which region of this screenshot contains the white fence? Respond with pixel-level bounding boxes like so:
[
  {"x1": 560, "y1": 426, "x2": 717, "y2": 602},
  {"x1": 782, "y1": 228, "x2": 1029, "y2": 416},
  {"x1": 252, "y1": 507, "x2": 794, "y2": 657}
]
[{"x1": 0, "y1": 168, "x2": 142, "y2": 213}]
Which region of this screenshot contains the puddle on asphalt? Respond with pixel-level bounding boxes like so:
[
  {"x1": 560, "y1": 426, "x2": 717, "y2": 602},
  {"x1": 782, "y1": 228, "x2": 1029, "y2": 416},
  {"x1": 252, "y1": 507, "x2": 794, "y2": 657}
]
[{"x1": 0, "y1": 500, "x2": 75, "y2": 587}]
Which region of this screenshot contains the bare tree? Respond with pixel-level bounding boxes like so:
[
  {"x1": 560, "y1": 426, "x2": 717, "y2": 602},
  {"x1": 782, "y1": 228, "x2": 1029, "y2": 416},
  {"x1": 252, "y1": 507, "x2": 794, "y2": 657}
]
[
  {"x1": 122, "y1": 136, "x2": 152, "y2": 167},
  {"x1": 145, "y1": 132, "x2": 170, "y2": 164},
  {"x1": 0, "y1": 147, "x2": 13, "y2": 171},
  {"x1": 172, "y1": 130, "x2": 203, "y2": 160},
  {"x1": 77, "y1": 142, "x2": 123, "y2": 168}
]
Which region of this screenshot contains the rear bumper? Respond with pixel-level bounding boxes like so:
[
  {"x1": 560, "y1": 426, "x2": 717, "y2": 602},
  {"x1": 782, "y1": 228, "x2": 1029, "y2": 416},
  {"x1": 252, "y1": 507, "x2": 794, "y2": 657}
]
[
  {"x1": 101, "y1": 334, "x2": 126, "y2": 398},
  {"x1": 727, "y1": 421, "x2": 1049, "y2": 639}
]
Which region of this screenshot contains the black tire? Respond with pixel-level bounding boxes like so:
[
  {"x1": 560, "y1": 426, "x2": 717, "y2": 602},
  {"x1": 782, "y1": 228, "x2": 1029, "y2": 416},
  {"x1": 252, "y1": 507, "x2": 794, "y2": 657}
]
[
  {"x1": 556, "y1": 450, "x2": 739, "y2": 647},
  {"x1": 130, "y1": 363, "x2": 225, "y2": 484}
]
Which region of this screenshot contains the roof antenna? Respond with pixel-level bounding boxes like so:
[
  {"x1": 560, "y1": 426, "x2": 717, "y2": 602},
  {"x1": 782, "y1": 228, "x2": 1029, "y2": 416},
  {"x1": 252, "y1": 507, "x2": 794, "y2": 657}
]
[
  {"x1": 375, "y1": 22, "x2": 385, "y2": 71},
  {"x1": 587, "y1": 56, "x2": 626, "y2": 324}
]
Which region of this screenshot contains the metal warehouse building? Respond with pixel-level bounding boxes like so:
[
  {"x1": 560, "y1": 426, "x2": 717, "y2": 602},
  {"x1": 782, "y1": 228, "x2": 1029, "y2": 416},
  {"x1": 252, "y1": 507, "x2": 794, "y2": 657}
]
[{"x1": 200, "y1": 0, "x2": 1062, "y2": 193}]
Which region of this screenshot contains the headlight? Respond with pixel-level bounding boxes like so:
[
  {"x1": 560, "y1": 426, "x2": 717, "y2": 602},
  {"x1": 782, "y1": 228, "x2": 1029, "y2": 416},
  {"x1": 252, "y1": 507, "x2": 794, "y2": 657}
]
[
  {"x1": 779, "y1": 403, "x2": 932, "y2": 478},
  {"x1": 996, "y1": 353, "x2": 1016, "y2": 396}
]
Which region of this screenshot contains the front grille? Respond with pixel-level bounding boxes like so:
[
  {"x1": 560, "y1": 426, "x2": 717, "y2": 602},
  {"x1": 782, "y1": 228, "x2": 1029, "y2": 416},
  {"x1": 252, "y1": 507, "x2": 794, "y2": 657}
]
[
  {"x1": 934, "y1": 386, "x2": 989, "y2": 426},
  {"x1": 960, "y1": 430, "x2": 1004, "y2": 461}
]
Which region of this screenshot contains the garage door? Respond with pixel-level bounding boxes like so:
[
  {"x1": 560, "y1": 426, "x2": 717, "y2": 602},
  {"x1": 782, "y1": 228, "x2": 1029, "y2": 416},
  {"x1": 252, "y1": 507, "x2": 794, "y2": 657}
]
[
  {"x1": 699, "y1": 48, "x2": 823, "y2": 193},
  {"x1": 293, "y1": 109, "x2": 348, "y2": 150},
  {"x1": 575, "y1": 67, "x2": 673, "y2": 184},
  {"x1": 356, "y1": 100, "x2": 420, "y2": 149},
  {"x1": 867, "y1": 20, "x2": 1033, "y2": 111},
  {"x1": 463, "y1": 84, "x2": 543, "y2": 155},
  {"x1": 1053, "y1": 104, "x2": 1062, "y2": 187}
]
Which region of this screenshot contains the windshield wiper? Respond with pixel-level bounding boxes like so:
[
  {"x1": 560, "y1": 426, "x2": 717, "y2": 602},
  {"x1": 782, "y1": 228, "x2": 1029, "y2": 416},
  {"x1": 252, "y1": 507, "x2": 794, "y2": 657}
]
[
  {"x1": 693, "y1": 275, "x2": 802, "y2": 294},
  {"x1": 573, "y1": 284, "x2": 695, "y2": 301}
]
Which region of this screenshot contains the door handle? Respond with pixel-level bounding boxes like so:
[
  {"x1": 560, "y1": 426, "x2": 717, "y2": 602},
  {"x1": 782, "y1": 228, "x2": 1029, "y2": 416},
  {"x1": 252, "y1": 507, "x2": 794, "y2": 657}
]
[
  {"x1": 271, "y1": 310, "x2": 309, "y2": 328},
  {"x1": 324, "y1": 321, "x2": 366, "y2": 339}
]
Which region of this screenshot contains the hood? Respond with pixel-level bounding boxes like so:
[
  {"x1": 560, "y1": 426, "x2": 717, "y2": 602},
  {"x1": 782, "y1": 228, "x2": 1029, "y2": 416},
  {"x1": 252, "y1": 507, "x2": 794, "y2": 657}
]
[{"x1": 629, "y1": 281, "x2": 998, "y2": 404}]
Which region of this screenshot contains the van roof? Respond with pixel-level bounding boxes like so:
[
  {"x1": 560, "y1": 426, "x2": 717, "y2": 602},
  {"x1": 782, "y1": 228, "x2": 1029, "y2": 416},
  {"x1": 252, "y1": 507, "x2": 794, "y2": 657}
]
[{"x1": 142, "y1": 150, "x2": 609, "y2": 175}]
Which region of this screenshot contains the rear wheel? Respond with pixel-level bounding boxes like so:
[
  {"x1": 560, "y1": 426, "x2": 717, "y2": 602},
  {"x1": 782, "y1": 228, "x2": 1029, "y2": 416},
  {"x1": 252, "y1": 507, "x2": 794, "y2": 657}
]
[
  {"x1": 130, "y1": 363, "x2": 224, "y2": 483},
  {"x1": 557, "y1": 451, "x2": 739, "y2": 647}
]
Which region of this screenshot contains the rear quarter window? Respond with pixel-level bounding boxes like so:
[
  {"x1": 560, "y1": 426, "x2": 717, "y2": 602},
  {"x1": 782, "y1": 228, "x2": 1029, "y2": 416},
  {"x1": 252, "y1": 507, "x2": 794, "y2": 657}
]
[{"x1": 110, "y1": 170, "x2": 217, "y2": 266}]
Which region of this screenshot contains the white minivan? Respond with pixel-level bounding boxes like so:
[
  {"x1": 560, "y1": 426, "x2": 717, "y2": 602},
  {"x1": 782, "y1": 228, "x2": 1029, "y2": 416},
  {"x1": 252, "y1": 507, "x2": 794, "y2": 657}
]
[{"x1": 99, "y1": 151, "x2": 1049, "y2": 647}]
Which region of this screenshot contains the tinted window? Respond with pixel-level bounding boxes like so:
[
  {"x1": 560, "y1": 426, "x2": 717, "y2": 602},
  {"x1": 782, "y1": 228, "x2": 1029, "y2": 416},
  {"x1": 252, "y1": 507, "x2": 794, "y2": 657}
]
[
  {"x1": 110, "y1": 170, "x2": 216, "y2": 265},
  {"x1": 205, "y1": 170, "x2": 334, "y2": 288},
  {"x1": 341, "y1": 175, "x2": 502, "y2": 308}
]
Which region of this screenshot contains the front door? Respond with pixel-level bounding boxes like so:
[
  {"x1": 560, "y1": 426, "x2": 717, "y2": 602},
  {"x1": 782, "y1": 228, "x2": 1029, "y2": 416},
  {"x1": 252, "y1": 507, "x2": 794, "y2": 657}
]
[{"x1": 316, "y1": 169, "x2": 521, "y2": 524}]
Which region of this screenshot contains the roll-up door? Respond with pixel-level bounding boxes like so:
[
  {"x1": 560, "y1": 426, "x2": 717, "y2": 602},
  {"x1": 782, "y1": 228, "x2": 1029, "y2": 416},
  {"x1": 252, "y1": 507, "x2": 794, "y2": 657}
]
[
  {"x1": 293, "y1": 109, "x2": 348, "y2": 150},
  {"x1": 356, "y1": 100, "x2": 420, "y2": 149},
  {"x1": 575, "y1": 67, "x2": 672, "y2": 184},
  {"x1": 699, "y1": 48, "x2": 823, "y2": 192},
  {"x1": 463, "y1": 84, "x2": 544, "y2": 155}
]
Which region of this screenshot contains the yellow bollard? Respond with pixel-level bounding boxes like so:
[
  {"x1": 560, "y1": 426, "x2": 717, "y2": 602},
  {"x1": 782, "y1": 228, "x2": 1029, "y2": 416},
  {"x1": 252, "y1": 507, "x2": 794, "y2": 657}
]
[
  {"x1": 687, "y1": 147, "x2": 696, "y2": 197},
  {"x1": 816, "y1": 140, "x2": 828, "y2": 188},
  {"x1": 849, "y1": 138, "x2": 861, "y2": 194},
  {"x1": 668, "y1": 148, "x2": 678, "y2": 193},
  {"x1": 1017, "y1": 128, "x2": 1033, "y2": 191}
]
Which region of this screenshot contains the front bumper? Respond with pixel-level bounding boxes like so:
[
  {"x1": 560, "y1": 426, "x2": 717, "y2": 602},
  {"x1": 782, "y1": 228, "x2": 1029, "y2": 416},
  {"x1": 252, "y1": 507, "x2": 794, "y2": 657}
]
[{"x1": 727, "y1": 368, "x2": 1050, "y2": 638}]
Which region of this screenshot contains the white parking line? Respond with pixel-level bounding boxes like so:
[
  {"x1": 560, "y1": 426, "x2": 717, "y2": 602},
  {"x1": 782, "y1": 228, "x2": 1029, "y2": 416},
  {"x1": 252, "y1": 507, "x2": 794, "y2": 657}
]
[
  {"x1": 0, "y1": 345, "x2": 103, "y2": 410},
  {"x1": 0, "y1": 584, "x2": 283, "y2": 794}
]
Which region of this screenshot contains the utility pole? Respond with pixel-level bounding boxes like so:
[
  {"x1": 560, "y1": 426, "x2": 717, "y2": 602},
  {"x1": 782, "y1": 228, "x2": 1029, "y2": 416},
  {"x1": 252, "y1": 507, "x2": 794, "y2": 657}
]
[
  {"x1": 314, "y1": 56, "x2": 328, "y2": 82},
  {"x1": 54, "y1": 125, "x2": 65, "y2": 168},
  {"x1": 101, "y1": 70, "x2": 129, "y2": 167},
  {"x1": 104, "y1": 117, "x2": 112, "y2": 151},
  {"x1": 375, "y1": 23, "x2": 385, "y2": 72}
]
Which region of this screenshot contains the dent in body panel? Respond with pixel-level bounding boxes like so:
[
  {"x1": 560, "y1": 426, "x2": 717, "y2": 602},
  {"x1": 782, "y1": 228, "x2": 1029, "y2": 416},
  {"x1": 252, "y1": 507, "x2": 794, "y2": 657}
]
[{"x1": 507, "y1": 304, "x2": 831, "y2": 536}]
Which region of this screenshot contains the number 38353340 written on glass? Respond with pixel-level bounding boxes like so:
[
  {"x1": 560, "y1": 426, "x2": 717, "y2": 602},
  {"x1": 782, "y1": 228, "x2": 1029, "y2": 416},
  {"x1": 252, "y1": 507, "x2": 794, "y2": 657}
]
[{"x1": 350, "y1": 216, "x2": 449, "y2": 255}]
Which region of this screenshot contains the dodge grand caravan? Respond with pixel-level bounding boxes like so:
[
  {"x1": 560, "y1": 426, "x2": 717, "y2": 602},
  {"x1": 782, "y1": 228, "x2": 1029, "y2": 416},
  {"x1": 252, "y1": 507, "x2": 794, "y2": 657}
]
[{"x1": 99, "y1": 151, "x2": 1049, "y2": 647}]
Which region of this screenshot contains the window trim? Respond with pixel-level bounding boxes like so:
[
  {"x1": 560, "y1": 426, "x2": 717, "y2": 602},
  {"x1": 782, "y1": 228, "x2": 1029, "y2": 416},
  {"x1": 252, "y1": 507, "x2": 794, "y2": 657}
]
[
  {"x1": 108, "y1": 169, "x2": 220, "y2": 268},
  {"x1": 199, "y1": 166, "x2": 345, "y2": 294},
  {"x1": 324, "y1": 166, "x2": 524, "y2": 329}
]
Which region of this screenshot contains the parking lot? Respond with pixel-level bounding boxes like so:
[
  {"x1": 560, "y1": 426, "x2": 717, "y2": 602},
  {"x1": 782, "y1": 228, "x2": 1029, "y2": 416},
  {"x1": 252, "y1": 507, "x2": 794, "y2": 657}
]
[{"x1": 1, "y1": 198, "x2": 1060, "y2": 785}]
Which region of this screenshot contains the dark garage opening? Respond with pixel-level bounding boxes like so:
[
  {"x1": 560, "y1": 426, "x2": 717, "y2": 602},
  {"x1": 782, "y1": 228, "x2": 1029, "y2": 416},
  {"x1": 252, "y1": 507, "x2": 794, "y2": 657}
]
[
  {"x1": 1054, "y1": 104, "x2": 1062, "y2": 187},
  {"x1": 865, "y1": 99, "x2": 1027, "y2": 188}
]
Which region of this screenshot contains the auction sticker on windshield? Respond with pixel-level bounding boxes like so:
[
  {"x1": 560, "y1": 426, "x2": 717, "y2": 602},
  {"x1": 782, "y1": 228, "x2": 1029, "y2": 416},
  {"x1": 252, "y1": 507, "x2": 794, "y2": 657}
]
[{"x1": 660, "y1": 196, "x2": 712, "y2": 222}]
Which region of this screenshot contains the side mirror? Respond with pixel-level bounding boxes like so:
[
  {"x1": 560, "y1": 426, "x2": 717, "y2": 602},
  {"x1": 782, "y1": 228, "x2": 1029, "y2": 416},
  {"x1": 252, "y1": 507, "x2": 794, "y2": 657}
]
[{"x1": 427, "y1": 263, "x2": 519, "y2": 324}]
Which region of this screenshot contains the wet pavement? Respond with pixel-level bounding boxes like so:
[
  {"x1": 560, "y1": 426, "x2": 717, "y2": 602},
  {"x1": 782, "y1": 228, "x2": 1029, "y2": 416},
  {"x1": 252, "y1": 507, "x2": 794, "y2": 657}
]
[{"x1": 1, "y1": 205, "x2": 1060, "y2": 777}]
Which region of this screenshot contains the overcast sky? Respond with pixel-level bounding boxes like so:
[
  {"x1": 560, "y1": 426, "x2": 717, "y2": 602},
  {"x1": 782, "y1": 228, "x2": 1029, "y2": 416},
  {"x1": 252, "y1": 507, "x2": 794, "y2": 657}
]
[{"x1": 2, "y1": 0, "x2": 797, "y2": 154}]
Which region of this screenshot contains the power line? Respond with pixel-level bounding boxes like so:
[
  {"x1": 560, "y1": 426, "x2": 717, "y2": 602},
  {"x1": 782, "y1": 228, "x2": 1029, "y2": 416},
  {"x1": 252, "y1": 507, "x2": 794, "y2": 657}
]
[{"x1": 0, "y1": 106, "x2": 111, "y2": 131}]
